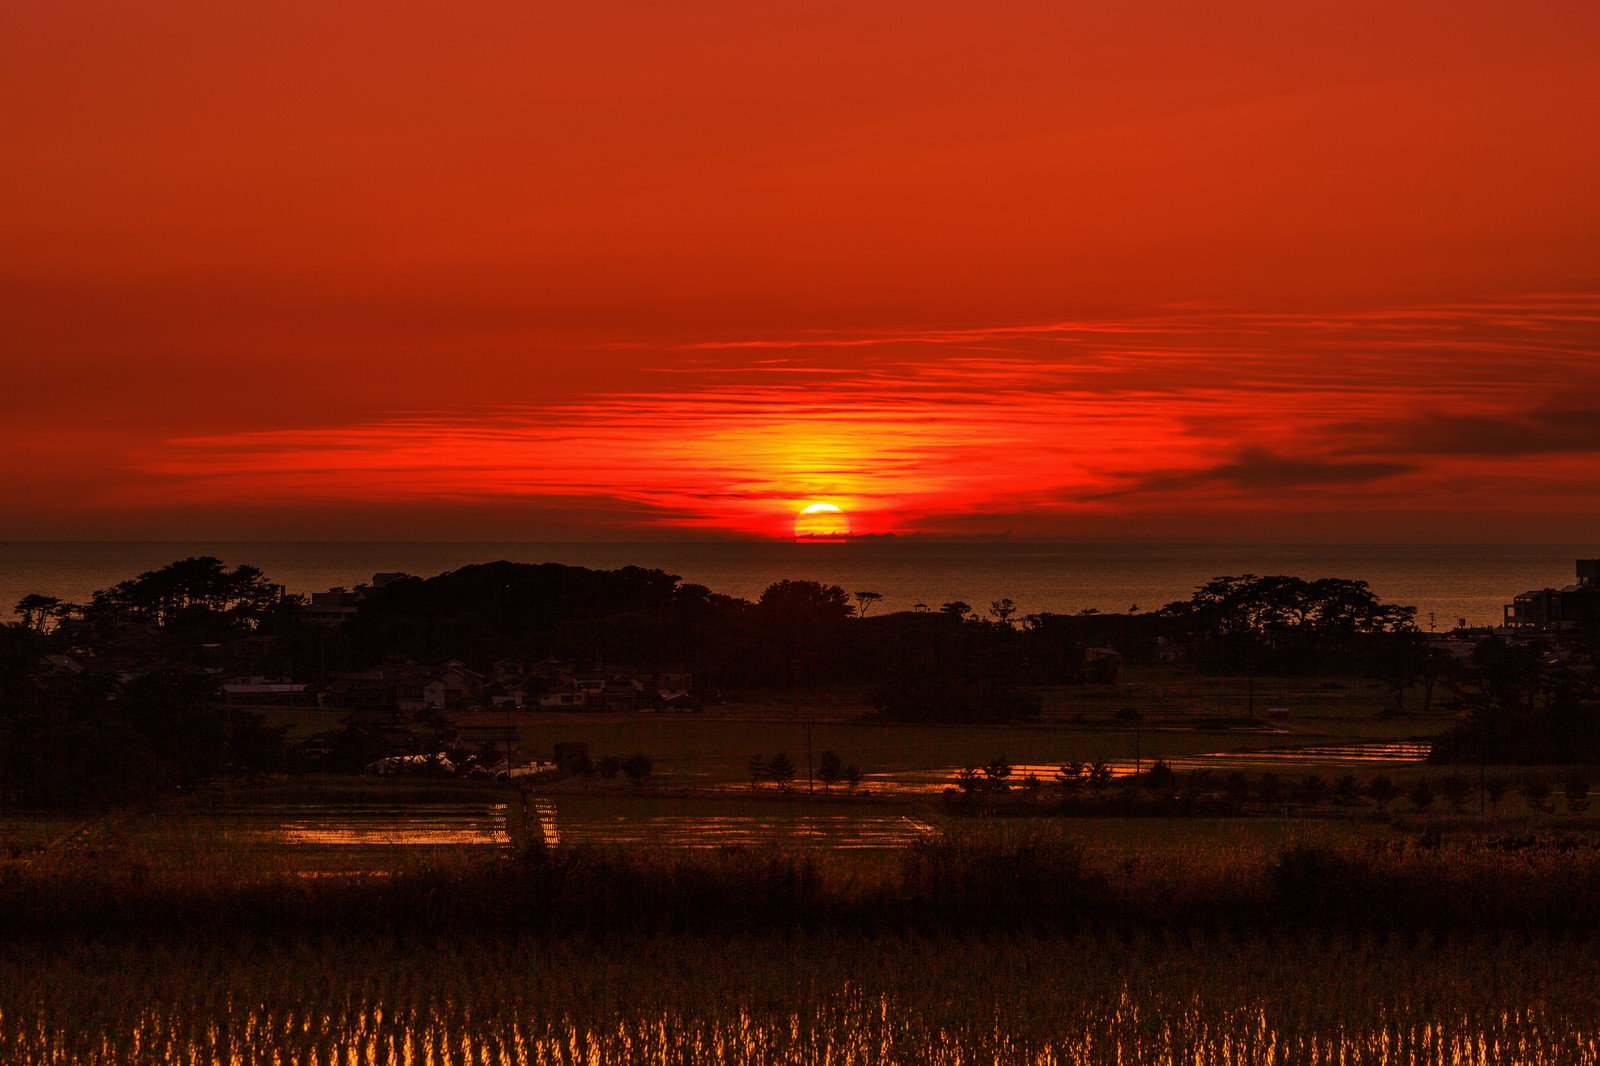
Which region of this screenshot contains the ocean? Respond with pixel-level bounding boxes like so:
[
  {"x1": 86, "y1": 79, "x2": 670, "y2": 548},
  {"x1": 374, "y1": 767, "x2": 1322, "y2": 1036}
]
[{"x1": 2, "y1": 540, "x2": 1592, "y2": 631}]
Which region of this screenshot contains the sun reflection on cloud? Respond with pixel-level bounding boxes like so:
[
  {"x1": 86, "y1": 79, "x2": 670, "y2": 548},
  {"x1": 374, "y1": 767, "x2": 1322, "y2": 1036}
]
[
  {"x1": 795, "y1": 502, "x2": 850, "y2": 539},
  {"x1": 123, "y1": 296, "x2": 1600, "y2": 539},
  {"x1": 132, "y1": 370, "x2": 1169, "y2": 536}
]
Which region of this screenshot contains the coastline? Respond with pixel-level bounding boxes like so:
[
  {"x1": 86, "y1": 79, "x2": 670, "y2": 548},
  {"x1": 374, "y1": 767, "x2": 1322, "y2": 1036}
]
[{"x1": 3, "y1": 539, "x2": 1590, "y2": 629}]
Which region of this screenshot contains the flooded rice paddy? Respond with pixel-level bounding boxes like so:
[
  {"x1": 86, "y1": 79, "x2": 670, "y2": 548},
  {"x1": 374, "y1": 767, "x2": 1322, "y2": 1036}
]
[
  {"x1": 1142, "y1": 740, "x2": 1433, "y2": 772},
  {"x1": 528, "y1": 795, "x2": 933, "y2": 849},
  {"x1": 84, "y1": 738, "x2": 1431, "y2": 871},
  {"x1": 125, "y1": 800, "x2": 516, "y2": 874},
  {"x1": 265, "y1": 803, "x2": 510, "y2": 848},
  {"x1": 170, "y1": 794, "x2": 933, "y2": 867},
  {"x1": 884, "y1": 740, "x2": 1432, "y2": 792}
]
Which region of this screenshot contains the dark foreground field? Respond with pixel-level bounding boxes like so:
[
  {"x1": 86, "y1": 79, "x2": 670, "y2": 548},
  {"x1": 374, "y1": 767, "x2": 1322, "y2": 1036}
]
[
  {"x1": 10, "y1": 820, "x2": 1600, "y2": 938},
  {"x1": 6, "y1": 676, "x2": 1598, "y2": 1064},
  {"x1": 7, "y1": 931, "x2": 1600, "y2": 1064},
  {"x1": 11, "y1": 788, "x2": 1600, "y2": 1063}
]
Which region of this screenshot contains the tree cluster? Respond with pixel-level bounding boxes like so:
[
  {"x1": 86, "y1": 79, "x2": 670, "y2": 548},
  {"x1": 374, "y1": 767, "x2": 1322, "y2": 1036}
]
[
  {"x1": 1429, "y1": 636, "x2": 1600, "y2": 763},
  {"x1": 1159, "y1": 574, "x2": 1417, "y2": 674},
  {"x1": 0, "y1": 657, "x2": 283, "y2": 808},
  {"x1": 4, "y1": 556, "x2": 1451, "y2": 807},
  {"x1": 2, "y1": 558, "x2": 291, "y2": 806}
]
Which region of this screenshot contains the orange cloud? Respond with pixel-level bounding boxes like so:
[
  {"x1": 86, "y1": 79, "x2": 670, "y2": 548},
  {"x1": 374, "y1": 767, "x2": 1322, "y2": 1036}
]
[
  {"x1": 6, "y1": 3, "x2": 1598, "y2": 544},
  {"x1": 101, "y1": 296, "x2": 1600, "y2": 541}
]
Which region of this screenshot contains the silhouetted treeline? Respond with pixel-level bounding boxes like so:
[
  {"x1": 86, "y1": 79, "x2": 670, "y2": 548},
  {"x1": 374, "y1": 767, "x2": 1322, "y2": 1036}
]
[
  {"x1": 0, "y1": 557, "x2": 295, "y2": 806},
  {"x1": 1429, "y1": 635, "x2": 1600, "y2": 764},
  {"x1": 1156, "y1": 573, "x2": 1418, "y2": 674},
  {"x1": 344, "y1": 564, "x2": 1421, "y2": 690},
  {"x1": 0, "y1": 655, "x2": 283, "y2": 807},
  {"x1": 10, "y1": 555, "x2": 1566, "y2": 806}
]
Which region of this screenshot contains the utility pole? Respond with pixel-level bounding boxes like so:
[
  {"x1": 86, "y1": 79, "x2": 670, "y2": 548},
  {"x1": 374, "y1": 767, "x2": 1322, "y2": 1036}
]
[
  {"x1": 505, "y1": 697, "x2": 515, "y2": 783},
  {"x1": 1134, "y1": 712, "x2": 1142, "y2": 776},
  {"x1": 1246, "y1": 661, "x2": 1256, "y2": 722},
  {"x1": 793, "y1": 659, "x2": 813, "y2": 794}
]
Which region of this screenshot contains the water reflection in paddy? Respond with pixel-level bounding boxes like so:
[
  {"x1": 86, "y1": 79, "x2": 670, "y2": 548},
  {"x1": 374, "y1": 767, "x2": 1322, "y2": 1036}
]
[
  {"x1": 540, "y1": 811, "x2": 935, "y2": 849},
  {"x1": 218, "y1": 796, "x2": 935, "y2": 856},
  {"x1": 220, "y1": 740, "x2": 1430, "y2": 857},
  {"x1": 535, "y1": 795, "x2": 934, "y2": 849},
  {"x1": 242, "y1": 803, "x2": 511, "y2": 848},
  {"x1": 885, "y1": 740, "x2": 1432, "y2": 793}
]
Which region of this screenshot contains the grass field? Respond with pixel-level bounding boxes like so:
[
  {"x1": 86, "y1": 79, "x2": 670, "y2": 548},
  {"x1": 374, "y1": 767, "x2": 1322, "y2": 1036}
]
[
  {"x1": 0, "y1": 812, "x2": 88, "y2": 859},
  {"x1": 11, "y1": 767, "x2": 1599, "y2": 897},
  {"x1": 5, "y1": 662, "x2": 1588, "y2": 888}
]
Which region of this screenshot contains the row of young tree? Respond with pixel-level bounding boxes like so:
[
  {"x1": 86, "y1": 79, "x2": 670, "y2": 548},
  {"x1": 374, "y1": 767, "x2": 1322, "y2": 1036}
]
[
  {"x1": 947, "y1": 760, "x2": 1598, "y2": 817},
  {"x1": 747, "y1": 750, "x2": 863, "y2": 791}
]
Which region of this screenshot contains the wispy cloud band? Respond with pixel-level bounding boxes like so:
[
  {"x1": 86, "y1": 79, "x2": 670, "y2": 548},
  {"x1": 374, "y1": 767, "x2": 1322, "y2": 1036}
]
[{"x1": 122, "y1": 295, "x2": 1600, "y2": 536}]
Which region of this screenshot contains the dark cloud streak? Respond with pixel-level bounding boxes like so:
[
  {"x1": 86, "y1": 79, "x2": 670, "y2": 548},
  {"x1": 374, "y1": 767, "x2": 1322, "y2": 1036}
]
[
  {"x1": 1340, "y1": 405, "x2": 1600, "y2": 458},
  {"x1": 1086, "y1": 446, "x2": 1416, "y2": 501}
]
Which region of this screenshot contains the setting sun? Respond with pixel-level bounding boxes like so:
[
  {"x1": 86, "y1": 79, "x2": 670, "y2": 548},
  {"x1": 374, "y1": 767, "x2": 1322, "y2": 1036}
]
[
  {"x1": 4, "y1": 1, "x2": 1599, "y2": 547},
  {"x1": 795, "y1": 502, "x2": 850, "y2": 540}
]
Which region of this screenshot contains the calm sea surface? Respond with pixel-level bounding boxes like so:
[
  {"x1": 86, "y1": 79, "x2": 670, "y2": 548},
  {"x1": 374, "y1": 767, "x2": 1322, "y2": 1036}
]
[{"x1": 1, "y1": 540, "x2": 1592, "y2": 629}]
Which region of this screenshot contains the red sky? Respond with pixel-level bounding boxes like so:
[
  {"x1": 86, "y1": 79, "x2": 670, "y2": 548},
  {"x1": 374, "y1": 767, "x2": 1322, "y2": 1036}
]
[{"x1": 5, "y1": 1, "x2": 1599, "y2": 541}]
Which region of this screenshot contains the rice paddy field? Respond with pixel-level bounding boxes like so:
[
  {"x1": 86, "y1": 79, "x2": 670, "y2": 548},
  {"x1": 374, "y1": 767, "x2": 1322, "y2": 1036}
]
[
  {"x1": 12, "y1": 794, "x2": 1600, "y2": 1064},
  {"x1": 0, "y1": 812, "x2": 90, "y2": 859},
  {"x1": 1, "y1": 784, "x2": 937, "y2": 874},
  {"x1": 7, "y1": 784, "x2": 515, "y2": 877},
  {"x1": 7, "y1": 932, "x2": 1600, "y2": 1064},
  {"x1": 529, "y1": 793, "x2": 935, "y2": 849},
  {"x1": 418, "y1": 666, "x2": 1444, "y2": 789},
  {"x1": 7, "y1": 678, "x2": 1599, "y2": 1064},
  {"x1": 8, "y1": 754, "x2": 1597, "y2": 883}
]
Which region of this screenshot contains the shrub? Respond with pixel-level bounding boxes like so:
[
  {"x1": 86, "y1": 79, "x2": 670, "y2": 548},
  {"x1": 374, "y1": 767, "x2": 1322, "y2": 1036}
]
[
  {"x1": 1367, "y1": 775, "x2": 1398, "y2": 809},
  {"x1": 621, "y1": 754, "x2": 653, "y2": 786},
  {"x1": 1486, "y1": 776, "x2": 1509, "y2": 809},
  {"x1": 1565, "y1": 776, "x2": 1591, "y2": 814},
  {"x1": 898, "y1": 831, "x2": 1106, "y2": 930},
  {"x1": 816, "y1": 750, "x2": 844, "y2": 790},
  {"x1": 1441, "y1": 774, "x2": 1474, "y2": 812},
  {"x1": 1143, "y1": 760, "x2": 1175, "y2": 791},
  {"x1": 1520, "y1": 780, "x2": 1554, "y2": 813},
  {"x1": 1408, "y1": 777, "x2": 1435, "y2": 811}
]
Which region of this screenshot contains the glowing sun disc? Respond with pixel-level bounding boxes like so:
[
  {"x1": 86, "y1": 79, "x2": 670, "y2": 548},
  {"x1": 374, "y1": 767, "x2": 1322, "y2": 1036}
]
[{"x1": 795, "y1": 502, "x2": 850, "y2": 539}]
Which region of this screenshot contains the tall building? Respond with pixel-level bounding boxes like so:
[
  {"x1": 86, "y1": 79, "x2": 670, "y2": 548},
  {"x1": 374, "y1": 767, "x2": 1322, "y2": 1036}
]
[{"x1": 1504, "y1": 560, "x2": 1600, "y2": 628}]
